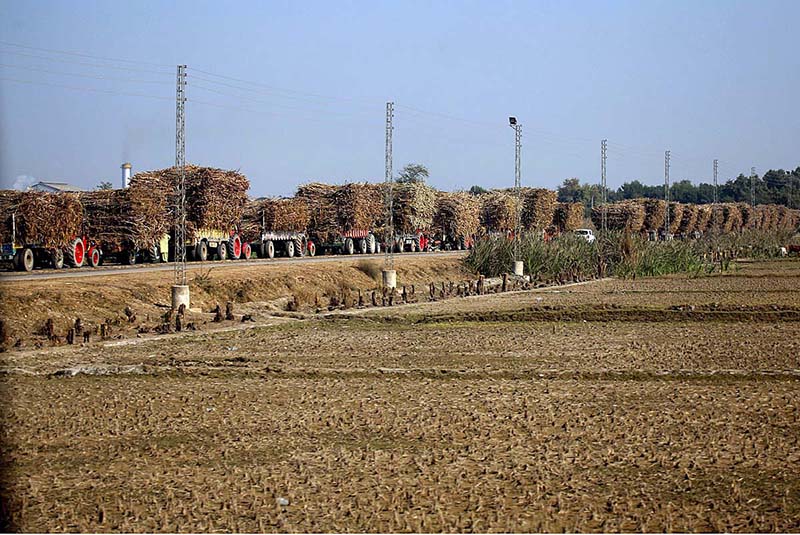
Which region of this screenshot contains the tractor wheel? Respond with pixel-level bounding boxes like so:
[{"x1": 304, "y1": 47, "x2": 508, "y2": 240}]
[
  {"x1": 196, "y1": 241, "x2": 209, "y2": 262},
  {"x1": 366, "y1": 234, "x2": 376, "y2": 254},
  {"x1": 358, "y1": 238, "x2": 367, "y2": 254},
  {"x1": 15, "y1": 248, "x2": 34, "y2": 272},
  {"x1": 216, "y1": 241, "x2": 227, "y2": 260},
  {"x1": 147, "y1": 244, "x2": 161, "y2": 263},
  {"x1": 343, "y1": 237, "x2": 354, "y2": 255},
  {"x1": 51, "y1": 249, "x2": 64, "y2": 269},
  {"x1": 227, "y1": 234, "x2": 242, "y2": 260},
  {"x1": 285, "y1": 239, "x2": 295, "y2": 258},
  {"x1": 87, "y1": 248, "x2": 100, "y2": 268},
  {"x1": 293, "y1": 238, "x2": 304, "y2": 258},
  {"x1": 122, "y1": 248, "x2": 136, "y2": 265},
  {"x1": 264, "y1": 240, "x2": 275, "y2": 259},
  {"x1": 307, "y1": 241, "x2": 316, "y2": 257},
  {"x1": 66, "y1": 238, "x2": 85, "y2": 267},
  {"x1": 241, "y1": 242, "x2": 252, "y2": 260},
  {"x1": 375, "y1": 242, "x2": 381, "y2": 254},
  {"x1": 412, "y1": 237, "x2": 421, "y2": 253},
  {"x1": 394, "y1": 238, "x2": 404, "y2": 253},
  {"x1": 458, "y1": 237, "x2": 466, "y2": 250}
]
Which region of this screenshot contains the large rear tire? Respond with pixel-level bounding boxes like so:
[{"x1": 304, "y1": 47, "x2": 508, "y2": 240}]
[
  {"x1": 227, "y1": 234, "x2": 242, "y2": 260},
  {"x1": 66, "y1": 238, "x2": 85, "y2": 267}
]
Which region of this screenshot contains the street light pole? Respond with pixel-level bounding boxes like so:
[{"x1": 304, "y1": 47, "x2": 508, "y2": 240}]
[{"x1": 509, "y1": 117, "x2": 523, "y2": 276}]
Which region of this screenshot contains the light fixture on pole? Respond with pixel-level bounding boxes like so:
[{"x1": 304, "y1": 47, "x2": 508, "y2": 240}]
[{"x1": 508, "y1": 116, "x2": 523, "y2": 277}]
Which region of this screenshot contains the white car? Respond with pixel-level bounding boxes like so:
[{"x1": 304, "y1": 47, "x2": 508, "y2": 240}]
[{"x1": 574, "y1": 228, "x2": 596, "y2": 243}]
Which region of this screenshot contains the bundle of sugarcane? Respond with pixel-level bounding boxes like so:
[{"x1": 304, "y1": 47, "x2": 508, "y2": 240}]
[
  {"x1": 0, "y1": 190, "x2": 22, "y2": 243},
  {"x1": 239, "y1": 196, "x2": 311, "y2": 240},
  {"x1": 130, "y1": 165, "x2": 249, "y2": 232},
  {"x1": 722, "y1": 203, "x2": 742, "y2": 233},
  {"x1": 678, "y1": 204, "x2": 699, "y2": 235},
  {"x1": 79, "y1": 190, "x2": 125, "y2": 247},
  {"x1": 335, "y1": 182, "x2": 384, "y2": 231},
  {"x1": 590, "y1": 201, "x2": 645, "y2": 232},
  {"x1": 552, "y1": 202, "x2": 584, "y2": 232},
  {"x1": 434, "y1": 191, "x2": 481, "y2": 238},
  {"x1": 636, "y1": 199, "x2": 667, "y2": 232},
  {"x1": 737, "y1": 203, "x2": 755, "y2": 229},
  {"x1": 776, "y1": 205, "x2": 800, "y2": 230},
  {"x1": 521, "y1": 188, "x2": 558, "y2": 230},
  {"x1": 239, "y1": 199, "x2": 263, "y2": 242},
  {"x1": 296, "y1": 182, "x2": 338, "y2": 241},
  {"x1": 393, "y1": 182, "x2": 437, "y2": 233},
  {"x1": 668, "y1": 202, "x2": 685, "y2": 234},
  {"x1": 0, "y1": 190, "x2": 83, "y2": 247},
  {"x1": 695, "y1": 205, "x2": 713, "y2": 233},
  {"x1": 480, "y1": 190, "x2": 520, "y2": 232},
  {"x1": 760, "y1": 204, "x2": 779, "y2": 231}
]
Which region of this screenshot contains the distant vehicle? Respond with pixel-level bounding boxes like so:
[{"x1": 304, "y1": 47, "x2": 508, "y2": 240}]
[{"x1": 574, "y1": 228, "x2": 596, "y2": 243}]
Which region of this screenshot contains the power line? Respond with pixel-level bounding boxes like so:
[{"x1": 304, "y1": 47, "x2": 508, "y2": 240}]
[
  {"x1": 190, "y1": 82, "x2": 378, "y2": 119},
  {"x1": 0, "y1": 62, "x2": 170, "y2": 84},
  {"x1": 0, "y1": 48, "x2": 174, "y2": 75},
  {"x1": 0, "y1": 76, "x2": 173, "y2": 101},
  {"x1": 189, "y1": 66, "x2": 375, "y2": 106},
  {"x1": 0, "y1": 40, "x2": 174, "y2": 68}
]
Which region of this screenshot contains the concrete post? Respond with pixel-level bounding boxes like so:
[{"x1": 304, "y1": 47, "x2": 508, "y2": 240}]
[
  {"x1": 171, "y1": 285, "x2": 190, "y2": 310},
  {"x1": 381, "y1": 269, "x2": 397, "y2": 290},
  {"x1": 513, "y1": 260, "x2": 524, "y2": 276}
]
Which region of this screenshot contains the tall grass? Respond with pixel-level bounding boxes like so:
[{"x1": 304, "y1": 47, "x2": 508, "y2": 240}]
[{"x1": 465, "y1": 229, "x2": 796, "y2": 281}]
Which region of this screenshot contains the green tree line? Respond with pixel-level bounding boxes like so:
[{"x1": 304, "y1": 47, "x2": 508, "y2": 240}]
[{"x1": 554, "y1": 166, "x2": 800, "y2": 208}]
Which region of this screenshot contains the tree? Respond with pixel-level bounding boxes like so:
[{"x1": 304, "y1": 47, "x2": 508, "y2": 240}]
[
  {"x1": 557, "y1": 178, "x2": 582, "y2": 202},
  {"x1": 396, "y1": 163, "x2": 429, "y2": 184},
  {"x1": 469, "y1": 185, "x2": 487, "y2": 196},
  {"x1": 96, "y1": 181, "x2": 113, "y2": 190}
]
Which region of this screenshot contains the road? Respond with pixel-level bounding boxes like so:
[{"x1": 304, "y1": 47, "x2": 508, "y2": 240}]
[{"x1": 0, "y1": 250, "x2": 466, "y2": 281}]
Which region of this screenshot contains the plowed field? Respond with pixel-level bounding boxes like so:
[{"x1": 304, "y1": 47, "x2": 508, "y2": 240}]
[{"x1": 1, "y1": 259, "x2": 799, "y2": 532}]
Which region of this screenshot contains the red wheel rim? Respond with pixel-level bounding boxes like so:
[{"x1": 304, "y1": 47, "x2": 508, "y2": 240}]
[
  {"x1": 92, "y1": 249, "x2": 100, "y2": 265},
  {"x1": 233, "y1": 236, "x2": 241, "y2": 257},
  {"x1": 243, "y1": 243, "x2": 251, "y2": 259},
  {"x1": 74, "y1": 240, "x2": 84, "y2": 265}
]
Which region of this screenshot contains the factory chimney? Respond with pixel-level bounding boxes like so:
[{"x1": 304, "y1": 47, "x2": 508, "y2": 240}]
[{"x1": 121, "y1": 162, "x2": 132, "y2": 188}]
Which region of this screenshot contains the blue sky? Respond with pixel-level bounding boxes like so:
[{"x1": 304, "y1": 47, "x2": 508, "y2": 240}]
[{"x1": 1, "y1": 0, "x2": 798, "y2": 196}]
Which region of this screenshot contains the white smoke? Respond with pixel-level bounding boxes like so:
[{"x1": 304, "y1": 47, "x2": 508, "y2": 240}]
[{"x1": 11, "y1": 175, "x2": 38, "y2": 191}]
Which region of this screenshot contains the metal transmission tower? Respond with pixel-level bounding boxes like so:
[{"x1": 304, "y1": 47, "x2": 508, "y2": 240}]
[
  {"x1": 750, "y1": 167, "x2": 756, "y2": 208},
  {"x1": 174, "y1": 65, "x2": 187, "y2": 286},
  {"x1": 713, "y1": 159, "x2": 719, "y2": 204},
  {"x1": 384, "y1": 102, "x2": 394, "y2": 270},
  {"x1": 509, "y1": 117, "x2": 522, "y2": 263},
  {"x1": 664, "y1": 150, "x2": 671, "y2": 237},
  {"x1": 601, "y1": 139, "x2": 608, "y2": 232}
]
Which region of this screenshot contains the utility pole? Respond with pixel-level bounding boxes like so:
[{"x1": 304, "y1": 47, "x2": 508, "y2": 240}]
[
  {"x1": 750, "y1": 167, "x2": 756, "y2": 208},
  {"x1": 713, "y1": 159, "x2": 718, "y2": 204},
  {"x1": 509, "y1": 117, "x2": 523, "y2": 276},
  {"x1": 382, "y1": 102, "x2": 396, "y2": 289},
  {"x1": 601, "y1": 139, "x2": 608, "y2": 232},
  {"x1": 664, "y1": 150, "x2": 671, "y2": 238},
  {"x1": 171, "y1": 64, "x2": 189, "y2": 310}
]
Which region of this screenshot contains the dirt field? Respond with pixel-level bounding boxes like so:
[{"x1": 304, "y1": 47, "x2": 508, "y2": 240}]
[{"x1": 1, "y1": 259, "x2": 799, "y2": 532}]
